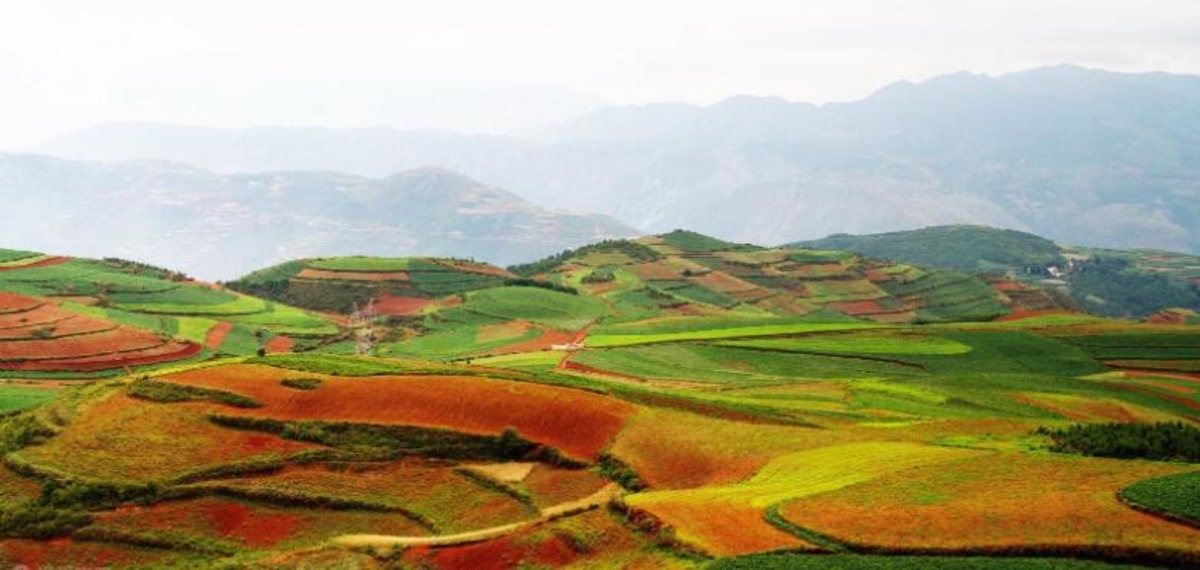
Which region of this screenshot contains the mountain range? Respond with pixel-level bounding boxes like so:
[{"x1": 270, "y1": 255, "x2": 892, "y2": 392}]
[
  {"x1": 0, "y1": 154, "x2": 635, "y2": 279},
  {"x1": 32, "y1": 65, "x2": 1200, "y2": 256}
]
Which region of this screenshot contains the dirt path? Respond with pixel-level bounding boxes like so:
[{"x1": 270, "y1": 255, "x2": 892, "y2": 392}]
[{"x1": 333, "y1": 483, "x2": 620, "y2": 549}]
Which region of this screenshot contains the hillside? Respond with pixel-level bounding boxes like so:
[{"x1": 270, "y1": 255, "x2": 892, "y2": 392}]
[
  {"x1": 0, "y1": 298, "x2": 1198, "y2": 566},
  {"x1": 0, "y1": 248, "x2": 338, "y2": 364},
  {"x1": 794, "y1": 226, "x2": 1200, "y2": 318},
  {"x1": 794, "y1": 225, "x2": 1064, "y2": 271},
  {"x1": 229, "y1": 256, "x2": 517, "y2": 314},
  {"x1": 33, "y1": 66, "x2": 1200, "y2": 256},
  {"x1": 513, "y1": 230, "x2": 1064, "y2": 326},
  {"x1": 0, "y1": 155, "x2": 637, "y2": 280}
]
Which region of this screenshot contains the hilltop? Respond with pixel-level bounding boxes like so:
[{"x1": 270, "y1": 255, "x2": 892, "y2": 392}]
[
  {"x1": 0, "y1": 247, "x2": 337, "y2": 374},
  {"x1": 228, "y1": 256, "x2": 517, "y2": 315},
  {"x1": 794, "y1": 225, "x2": 1200, "y2": 318}
]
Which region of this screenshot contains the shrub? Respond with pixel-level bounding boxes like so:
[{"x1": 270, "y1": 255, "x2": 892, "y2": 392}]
[
  {"x1": 279, "y1": 377, "x2": 323, "y2": 390},
  {"x1": 128, "y1": 377, "x2": 262, "y2": 409},
  {"x1": 1036, "y1": 422, "x2": 1200, "y2": 462}
]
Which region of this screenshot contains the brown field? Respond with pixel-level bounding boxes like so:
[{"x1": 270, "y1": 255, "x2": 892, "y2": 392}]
[
  {"x1": 0, "y1": 327, "x2": 164, "y2": 361},
  {"x1": 17, "y1": 393, "x2": 317, "y2": 482},
  {"x1": 432, "y1": 259, "x2": 515, "y2": 278},
  {"x1": 637, "y1": 499, "x2": 817, "y2": 557},
  {"x1": 779, "y1": 452, "x2": 1200, "y2": 555},
  {"x1": 610, "y1": 409, "x2": 847, "y2": 489},
  {"x1": 92, "y1": 496, "x2": 429, "y2": 550},
  {"x1": 5, "y1": 341, "x2": 202, "y2": 372},
  {"x1": 522, "y1": 465, "x2": 610, "y2": 509},
  {"x1": 0, "y1": 314, "x2": 116, "y2": 340},
  {"x1": 0, "y1": 538, "x2": 182, "y2": 569},
  {"x1": 264, "y1": 335, "x2": 295, "y2": 354},
  {"x1": 160, "y1": 364, "x2": 638, "y2": 461},
  {"x1": 690, "y1": 272, "x2": 759, "y2": 293},
  {"x1": 629, "y1": 262, "x2": 682, "y2": 281}
]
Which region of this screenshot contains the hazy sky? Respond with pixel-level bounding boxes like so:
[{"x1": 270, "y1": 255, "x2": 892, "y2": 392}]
[{"x1": 2, "y1": 0, "x2": 1197, "y2": 148}]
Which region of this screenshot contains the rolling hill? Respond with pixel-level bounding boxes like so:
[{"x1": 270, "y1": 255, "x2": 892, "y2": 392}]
[
  {"x1": 228, "y1": 256, "x2": 517, "y2": 315},
  {"x1": 0, "y1": 237, "x2": 1197, "y2": 567},
  {"x1": 0, "y1": 155, "x2": 637, "y2": 280},
  {"x1": 0, "y1": 248, "x2": 338, "y2": 367},
  {"x1": 33, "y1": 66, "x2": 1200, "y2": 256},
  {"x1": 795, "y1": 225, "x2": 1200, "y2": 318}
]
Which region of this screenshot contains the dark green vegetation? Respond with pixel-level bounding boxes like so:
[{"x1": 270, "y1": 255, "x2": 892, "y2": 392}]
[
  {"x1": 796, "y1": 225, "x2": 1065, "y2": 272},
  {"x1": 129, "y1": 377, "x2": 262, "y2": 409},
  {"x1": 1038, "y1": 422, "x2": 1200, "y2": 462},
  {"x1": 1120, "y1": 472, "x2": 1200, "y2": 526},
  {"x1": 1069, "y1": 256, "x2": 1200, "y2": 317},
  {"x1": 279, "y1": 377, "x2": 322, "y2": 390}
]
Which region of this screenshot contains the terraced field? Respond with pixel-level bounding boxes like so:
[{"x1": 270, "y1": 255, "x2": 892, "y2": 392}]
[{"x1": 0, "y1": 233, "x2": 1198, "y2": 568}]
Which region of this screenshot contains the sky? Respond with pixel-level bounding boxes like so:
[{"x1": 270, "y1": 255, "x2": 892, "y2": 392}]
[{"x1": 1, "y1": 0, "x2": 1198, "y2": 148}]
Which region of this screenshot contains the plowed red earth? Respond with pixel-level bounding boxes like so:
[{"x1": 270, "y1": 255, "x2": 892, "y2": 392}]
[
  {"x1": 374, "y1": 294, "x2": 435, "y2": 316},
  {"x1": 205, "y1": 321, "x2": 234, "y2": 350},
  {"x1": 161, "y1": 364, "x2": 638, "y2": 461},
  {"x1": 4, "y1": 341, "x2": 203, "y2": 372},
  {"x1": 264, "y1": 335, "x2": 295, "y2": 354}
]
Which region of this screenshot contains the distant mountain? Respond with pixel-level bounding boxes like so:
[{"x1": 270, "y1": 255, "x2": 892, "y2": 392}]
[
  {"x1": 795, "y1": 225, "x2": 1200, "y2": 318},
  {"x1": 0, "y1": 154, "x2": 637, "y2": 280},
  {"x1": 34, "y1": 65, "x2": 1200, "y2": 255}
]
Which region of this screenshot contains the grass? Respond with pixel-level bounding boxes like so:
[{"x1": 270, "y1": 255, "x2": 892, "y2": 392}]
[
  {"x1": 448, "y1": 286, "x2": 608, "y2": 330},
  {"x1": 587, "y1": 321, "x2": 880, "y2": 348},
  {"x1": 716, "y1": 331, "x2": 972, "y2": 356},
  {"x1": 1120, "y1": 471, "x2": 1200, "y2": 526},
  {"x1": 573, "y1": 344, "x2": 922, "y2": 385},
  {"x1": 0, "y1": 385, "x2": 58, "y2": 414},
  {"x1": 308, "y1": 257, "x2": 414, "y2": 271}
]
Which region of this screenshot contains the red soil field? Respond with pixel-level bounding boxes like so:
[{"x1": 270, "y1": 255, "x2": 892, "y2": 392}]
[
  {"x1": 0, "y1": 538, "x2": 176, "y2": 569},
  {"x1": 406, "y1": 509, "x2": 644, "y2": 570},
  {"x1": 375, "y1": 294, "x2": 435, "y2": 316},
  {"x1": 0, "y1": 327, "x2": 165, "y2": 361},
  {"x1": 4, "y1": 341, "x2": 202, "y2": 372},
  {"x1": 297, "y1": 268, "x2": 412, "y2": 281},
  {"x1": 0, "y1": 306, "x2": 63, "y2": 329},
  {"x1": 0, "y1": 314, "x2": 115, "y2": 339},
  {"x1": 490, "y1": 329, "x2": 574, "y2": 355},
  {"x1": 0, "y1": 256, "x2": 69, "y2": 272},
  {"x1": 828, "y1": 300, "x2": 885, "y2": 316},
  {"x1": 0, "y1": 292, "x2": 43, "y2": 315},
  {"x1": 161, "y1": 365, "x2": 638, "y2": 461},
  {"x1": 264, "y1": 335, "x2": 295, "y2": 354},
  {"x1": 205, "y1": 321, "x2": 234, "y2": 350}
]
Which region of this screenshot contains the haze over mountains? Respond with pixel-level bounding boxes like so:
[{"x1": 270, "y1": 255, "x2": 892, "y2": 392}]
[
  {"x1": 0, "y1": 155, "x2": 634, "y2": 279},
  {"x1": 33, "y1": 65, "x2": 1200, "y2": 258}
]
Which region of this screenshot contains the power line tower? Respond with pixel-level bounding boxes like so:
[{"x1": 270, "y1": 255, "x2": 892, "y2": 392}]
[{"x1": 349, "y1": 298, "x2": 376, "y2": 356}]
